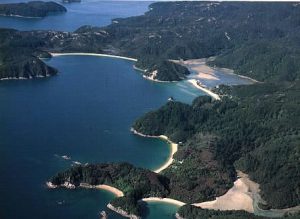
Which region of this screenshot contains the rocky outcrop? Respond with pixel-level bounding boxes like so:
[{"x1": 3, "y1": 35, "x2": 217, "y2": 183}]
[{"x1": 107, "y1": 204, "x2": 141, "y2": 219}]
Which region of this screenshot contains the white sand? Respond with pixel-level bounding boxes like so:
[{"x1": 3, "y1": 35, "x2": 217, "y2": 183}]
[
  {"x1": 188, "y1": 79, "x2": 220, "y2": 100},
  {"x1": 154, "y1": 135, "x2": 178, "y2": 173},
  {"x1": 173, "y1": 59, "x2": 259, "y2": 83},
  {"x1": 193, "y1": 177, "x2": 254, "y2": 213},
  {"x1": 176, "y1": 59, "x2": 220, "y2": 81},
  {"x1": 50, "y1": 52, "x2": 137, "y2": 62},
  {"x1": 142, "y1": 174, "x2": 257, "y2": 211},
  {"x1": 142, "y1": 197, "x2": 185, "y2": 206},
  {"x1": 131, "y1": 128, "x2": 178, "y2": 173},
  {"x1": 96, "y1": 185, "x2": 124, "y2": 197}
]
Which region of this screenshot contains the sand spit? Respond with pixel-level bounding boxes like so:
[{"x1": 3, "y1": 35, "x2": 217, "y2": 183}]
[
  {"x1": 188, "y1": 79, "x2": 220, "y2": 100},
  {"x1": 173, "y1": 58, "x2": 259, "y2": 83},
  {"x1": 142, "y1": 197, "x2": 185, "y2": 207},
  {"x1": 50, "y1": 52, "x2": 137, "y2": 62}
]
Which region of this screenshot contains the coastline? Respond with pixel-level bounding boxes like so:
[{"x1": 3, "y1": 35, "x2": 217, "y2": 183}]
[
  {"x1": 173, "y1": 58, "x2": 260, "y2": 84},
  {"x1": 193, "y1": 172, "x2": 255, "y2": 213},
  {"x1": 0, "y1": 75, "x2": 51, "y2": 81},
  {"x1": 50, "y1": 52, "x2": 137, "y2": 62},
  {"x1": 46, "y1": 182, "x2": 124, "y2": 197},
  {"x1": 107, "y1": 203, "x2": 140, "y2": 219},
  {"x1": 0, "y1": 13, "x2": 42, "y2": 19},
  {"x1": 141, "y1": 197, "x2": 185, "y2": 207},
  {"x1": 130, "y1": 128, "x2": 178, "y2": 173},
  {"x1": 188, "y1": 79, "x2": 221, "y2": 100}
]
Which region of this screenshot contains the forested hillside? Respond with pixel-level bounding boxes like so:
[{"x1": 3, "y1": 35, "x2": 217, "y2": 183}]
[
  {"x1": 133, "y1": 82, "x2": 300, "y2": 209},
  {"x1": 1, "y1": 2, "x2": 300, "y2": 81},
  {"x1": 3, "y1": 2, "x2": 300, "y2": 218},
  {"x1": 0, "y1": 1, "x2": 66, "y2": 18}
]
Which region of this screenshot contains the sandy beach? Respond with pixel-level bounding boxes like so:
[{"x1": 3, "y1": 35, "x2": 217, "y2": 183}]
[
  {"x1": 173, "y1": 59, "x2": 219, "y2": 81},
  {"x1": 140, "y1": 172, "x2": 259, "y2": 213},
  {"x1": 95, "y1": 185, "x2": 124, "y2": 197},
  {"x1": 193, "y1": 177, "x2": 254, "y2": 212},
  {"x1": 50, "y1": 52, "x2": 137, "y2": 62},
  {"x1": 142, "y1": 197, "x2": 185, "y2": 207},
  {"x1": 188, "y1": 79, "x2": 221, "y2": 100},
  {"x1": 173, "y1": 59, "x2": 259, "y2": 83},
  {"x1": 131, "y1": 128, "x2": 178, "y2": 173}
]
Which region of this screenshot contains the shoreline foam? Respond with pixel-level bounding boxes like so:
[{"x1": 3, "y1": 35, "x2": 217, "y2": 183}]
[
  {"x1": 50, "y1": 52, "x2": 137, "y2": 62},
  {"x1": 130, "y1": 128, "x2": 178, "y2": 173}
]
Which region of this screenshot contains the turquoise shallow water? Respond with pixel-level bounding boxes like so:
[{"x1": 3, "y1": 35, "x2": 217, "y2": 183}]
[
  {"x1": 0, "y1": 55, "x2": 201, "y2": 219},
  {"x1": 0, "y1": 1, "x2": 252, "y2": 218}
]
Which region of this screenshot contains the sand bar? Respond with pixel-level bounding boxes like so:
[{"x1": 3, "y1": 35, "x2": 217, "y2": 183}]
[
  {"x1": 142, "y1": 197, "x2": 185, "y2": 206},
  {"x1": 173, "y1": 58, "x2": 259, "y2": 83},
  {"x1": 131, "y1": 128, "x2": 178, "y2": 173},
  {"x1": 50, "y1": 52, "x2": 137, "y2": 62},
  {"x1": 188, "y1": 79, "x2": 220, "y2": 100}
]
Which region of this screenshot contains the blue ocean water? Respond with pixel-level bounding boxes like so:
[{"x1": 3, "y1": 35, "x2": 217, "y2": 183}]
[
  {"x1": 0, "y1": 0, "x2": 151, "y2": 31},
  {"x1": 0, "y1": 1, "x2": 251, "y2": 218},
  {"x1": 0, "y1": 55, "x2": 202, "y2": 219}
]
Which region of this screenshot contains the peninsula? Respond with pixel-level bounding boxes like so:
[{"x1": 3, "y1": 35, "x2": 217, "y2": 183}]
[
  {"x1": 1, "y1": 1, "x2": 299, "y2": 218},
  {"x1": 1, "y1": 2, "x2": 300, "y2": 82},
  {"x1": 0, "y1": 1, "x2": 67, "y2": 18}
]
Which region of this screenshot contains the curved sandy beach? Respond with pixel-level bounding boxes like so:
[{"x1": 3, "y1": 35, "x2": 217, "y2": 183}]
[
  {"x1": 47, "y1": 182, "x2": 124, "y2": 197},
  {"x1": 95, "y1": 185, "x2": 124, "y2": 197},
  {"x1": 80, "y1": 183, "x2": 124, "y2": 197},
  {"x1": 141, "y1": 172, "x2": 256, "y2": 212},
  {"x1": 131, "y1": 128, "x2": 178, "y2": 173},
  {"x1": 50, "y1": 52, "x2": 137, "y2": 62},
  {"x1": 142, "y1": 197, "x2": 185, "y2": 206}
]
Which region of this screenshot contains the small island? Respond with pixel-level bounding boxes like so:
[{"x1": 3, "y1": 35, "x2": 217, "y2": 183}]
[
  {"x1": 1, "y1": 1, "x2": 300, "y2": 218},
  {"x1": 0, "y1": 1, "x2": 67, "y2": 18}
]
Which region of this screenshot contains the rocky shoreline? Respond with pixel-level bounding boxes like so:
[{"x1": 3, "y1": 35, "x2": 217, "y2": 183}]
[{"x1": 107, "y1": 203, "x2": 141, "y2": 219}]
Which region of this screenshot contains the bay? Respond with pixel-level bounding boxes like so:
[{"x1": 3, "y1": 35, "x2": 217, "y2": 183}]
[{"x1": 0, "y1": 55, "x2": 202, "y2": 219}]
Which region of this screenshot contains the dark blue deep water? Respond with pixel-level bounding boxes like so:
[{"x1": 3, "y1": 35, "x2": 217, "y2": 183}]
[
  {"x1": 0, "y1": 1, "x2": 251, "y2": 218},
  {"x1": 0, "y1": 55, "x2": 202, "y2": 219}
]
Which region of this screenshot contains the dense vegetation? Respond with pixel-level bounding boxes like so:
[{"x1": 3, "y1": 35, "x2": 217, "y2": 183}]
[
  {"x1": 0, "y1": 1, "x2": 66, "y2": 18},
  {"x1": 0, "y1": 29, "x2": 57, "y2": 79},
  {"x1": 2, "y1": 2, "x2": 300, "y2": 81},
  {"x1": 133, "y1": 82, "x2": 300, "y2": 209},
  {"x1": 50, "y1": 162, "x2": 169, "y2": 216},
  {"x1": 3, "y1": 1, "x2": 300, "y2": 218},
  {"x1": 177, "y1": 205, "x2": 300, "y2": 219},
  {"x1": 177, "y1": 205, "x2": 267, "y2": 219}
]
